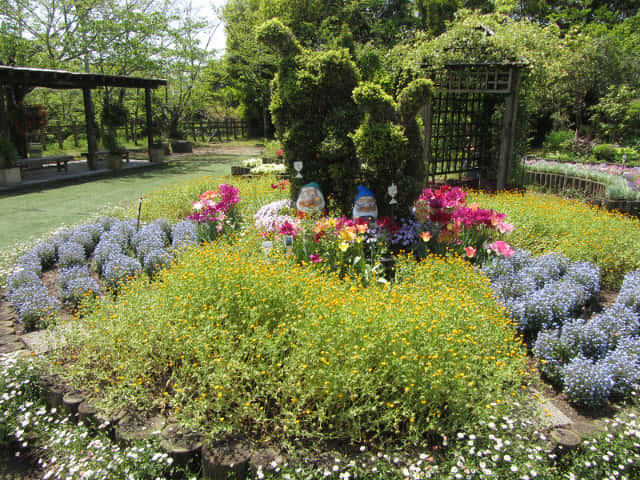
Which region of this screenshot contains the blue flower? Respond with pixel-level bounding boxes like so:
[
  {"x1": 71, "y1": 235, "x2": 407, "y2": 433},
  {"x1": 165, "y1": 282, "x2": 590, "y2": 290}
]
[
  {"x1": 57, "y1": 241, "x2": 86, "y2": 268},
  {"x1": 562, "y1": 355, "x2": 613, "y2": 408}
]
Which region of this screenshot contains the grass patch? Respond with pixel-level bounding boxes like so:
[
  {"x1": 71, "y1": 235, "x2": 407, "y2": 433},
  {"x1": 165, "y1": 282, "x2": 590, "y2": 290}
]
[
  {"x1": 470, "y1": 190, "x2": 640, "y2": 289},
  {"x1": 0, "y1": 154, "x2": 248, "y2": 251}
]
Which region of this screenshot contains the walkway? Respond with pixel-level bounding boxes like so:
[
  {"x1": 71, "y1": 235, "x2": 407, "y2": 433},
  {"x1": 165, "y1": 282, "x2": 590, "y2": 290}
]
[{"x1": 1, "y1": 153, "x2": 165, "y2": 194}]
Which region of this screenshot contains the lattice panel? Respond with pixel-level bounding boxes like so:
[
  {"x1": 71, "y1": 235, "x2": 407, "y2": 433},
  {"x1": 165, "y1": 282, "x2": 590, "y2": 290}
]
[{"x1": 427, "y1": 90, "x2": 503, "y2": 181}]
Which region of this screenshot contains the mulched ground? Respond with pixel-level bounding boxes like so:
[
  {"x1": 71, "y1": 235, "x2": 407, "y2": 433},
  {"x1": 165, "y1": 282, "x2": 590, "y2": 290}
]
[{"x1": 0, "y1": 446, "x2": 43, "y2": 480}]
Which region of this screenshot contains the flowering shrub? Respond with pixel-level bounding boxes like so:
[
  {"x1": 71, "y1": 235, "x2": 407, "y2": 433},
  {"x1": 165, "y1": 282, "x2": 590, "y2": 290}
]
[
  {"x1": 132, "y1": 222, "x2": 170, "y2": 262},
  {"x1": 59, "y1": 265, "x2": 99, "y2": 305},
  {"x1": 93, "y1": 232, "x2": 126, "y2": 274},
  {"x1": 102, "y1": 253, "x2": 143, "y2": 289},
  {"x1": 413, "y1": 185, "x2": 514, "y2": 263},
  {"x1": 484, "y1": 251, "x2": 600, "y2": 338},
  {"x1": 561, "y1": 355, "x2": 614, "y2": 408},
  {"x1": 187, "y1": 184, "x2": 241, "y2": 242},
  {"x1": 7, "y1": 280, "x2": 59, "y2": 330},
  {"x1": 530, "y1": 268, "x2": 640, "y2": 406},
  {"x1": 171, "y1": 219, "x2": 198, "y2": 250},
  {"x1": 31, "y1": 240, "x2": 57, "y2": 269},
  {"x1": 57, "y1": 241, "x2": 87, "y2": 268},
  {"x1": 616, "y1": 269, "x2": 640, "y2": 313},
  {"x1": 142, "y1": 248, "x2": 172, "y2": 276}
]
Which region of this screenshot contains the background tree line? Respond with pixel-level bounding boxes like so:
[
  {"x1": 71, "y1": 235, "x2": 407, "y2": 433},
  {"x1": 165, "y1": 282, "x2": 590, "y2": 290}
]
[
  {"x1": 2, "y1": 0, "x2": 639, "y2": 151},
  {"x1": 216, "y1": 0, "x2": 640, "y2": 149}
]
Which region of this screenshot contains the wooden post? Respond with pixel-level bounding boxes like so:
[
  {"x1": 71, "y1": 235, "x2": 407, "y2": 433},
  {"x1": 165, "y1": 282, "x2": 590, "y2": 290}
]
[
  {"x1": 82, "y1": 87, "x2": 98, "y2": 170},
  {"x1": 72, "y1": 120, "x2": 79, "y2": 146},
  {"x1": 145, "y1": 88, "x2": 153, "y2": 161},
  {"x1": 497, "y1": 68, "x2": 521, "y2": 190},
  {"x1": 422, "y1": 99, "x2": 434, "y2": 184}
]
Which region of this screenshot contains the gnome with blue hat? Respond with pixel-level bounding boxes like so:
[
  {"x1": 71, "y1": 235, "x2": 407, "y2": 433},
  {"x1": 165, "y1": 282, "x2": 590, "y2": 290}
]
[
  {"x1": 296, "y1": 182, "x2": 326, "y2": 217},
  {"x1": 353, "y1": 185, "x2": 378, "y2": 221}
]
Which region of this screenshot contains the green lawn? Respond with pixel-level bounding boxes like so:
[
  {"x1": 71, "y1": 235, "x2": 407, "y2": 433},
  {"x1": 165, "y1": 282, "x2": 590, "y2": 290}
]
[{"x1": 0, "y1": 154, "x2": 248, "y2": 250}]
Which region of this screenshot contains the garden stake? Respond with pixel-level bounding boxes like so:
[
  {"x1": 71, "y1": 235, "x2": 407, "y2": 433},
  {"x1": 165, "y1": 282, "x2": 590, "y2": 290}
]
[{"x1": 136, "y1": 197, "x2": 143, "y2": 231}]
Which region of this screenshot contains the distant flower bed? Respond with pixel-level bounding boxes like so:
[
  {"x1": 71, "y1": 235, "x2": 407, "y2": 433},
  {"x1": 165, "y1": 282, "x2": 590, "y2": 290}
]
[
  {"x1": 484, "y1": 251, "x2": 640, "y2": 407},
  {"x1": 6, "y1": 216, "x2": 198, "y2": 331},
  {"x1": 525, "y1": 158, "x2": 640, "y2": 201},
  {"x1": 250, "y1": 163, "x2": 287, "y2": 174}
]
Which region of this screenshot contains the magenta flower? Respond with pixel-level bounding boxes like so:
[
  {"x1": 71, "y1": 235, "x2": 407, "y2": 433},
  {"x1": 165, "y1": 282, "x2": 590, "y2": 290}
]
[
  {"x1": 309, "y1": 254, "x2": 323, "y2": 263},
  {"x1": 278, "y1": 220, "x2": 300, "y2": 238}
]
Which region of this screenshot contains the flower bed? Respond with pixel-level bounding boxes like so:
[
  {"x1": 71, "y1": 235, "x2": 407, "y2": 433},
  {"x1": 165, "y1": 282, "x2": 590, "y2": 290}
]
[
  {"x1": 525, "y1": 158, "x2": 640, "y2": 202},
  {"x1": 483, "y1": 250, "x2": 640, "y2": 407},
  {"x1": 6, "y1": 216, "x2": 198, "y2": 330},
  {"x1": 3, "y1": 175, "x2": 640, "y2": 479}
]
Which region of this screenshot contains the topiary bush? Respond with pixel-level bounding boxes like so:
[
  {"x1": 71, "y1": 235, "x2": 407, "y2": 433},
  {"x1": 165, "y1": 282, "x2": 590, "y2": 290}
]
[
  {"x1": 351, "y1": 79, "x2": 434, "y2": 215},
  {"x1": 257, "y1": 19, "x2": 362, "y2": 212}
]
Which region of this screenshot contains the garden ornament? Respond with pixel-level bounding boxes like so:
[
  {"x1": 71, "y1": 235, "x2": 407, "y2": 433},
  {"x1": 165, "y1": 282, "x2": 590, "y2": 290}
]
[
  {"x1": 296, "y1": 182, "x2": 325, "y2": 216},
  {"x1": 353, "y1": 185, "x2": 378, "y2": 220}
]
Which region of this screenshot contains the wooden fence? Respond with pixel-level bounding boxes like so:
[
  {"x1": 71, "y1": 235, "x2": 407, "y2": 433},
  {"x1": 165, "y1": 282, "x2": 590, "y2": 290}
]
[
  {"x1": 29, "y1": 118, "x2": 248, "y2": 150},
  {"x1": 526, "y1": 170, "x2": 640, "y2": 217}
]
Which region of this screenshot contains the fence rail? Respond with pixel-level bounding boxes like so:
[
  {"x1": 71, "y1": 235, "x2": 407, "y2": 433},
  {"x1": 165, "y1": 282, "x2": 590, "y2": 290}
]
[
  {"x1": 525, "y1": 170, "x2": 640, "y2": 217},
  {"x1": 29, "y1": 118, "x2": 248, "y2": 151}
]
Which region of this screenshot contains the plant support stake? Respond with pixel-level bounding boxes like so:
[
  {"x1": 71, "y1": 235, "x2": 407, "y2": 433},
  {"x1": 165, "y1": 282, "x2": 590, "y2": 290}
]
[{"x1": 136, "y1": 197, "x2": 143, "y2": 231}]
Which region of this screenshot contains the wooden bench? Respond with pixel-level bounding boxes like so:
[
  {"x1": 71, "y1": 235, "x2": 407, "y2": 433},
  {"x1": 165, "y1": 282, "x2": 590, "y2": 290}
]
[
  {"x1": 16, "y1": 155, "x2": 74, "y2": 172},
  {"x1": 81, "y1": 150, "x2": 130, "y2": 163}
]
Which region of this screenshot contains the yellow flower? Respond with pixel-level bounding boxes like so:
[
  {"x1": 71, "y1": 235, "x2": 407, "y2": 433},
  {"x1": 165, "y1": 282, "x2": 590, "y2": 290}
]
[{"x1": 338, "y1": 242, "x2": 349, "y2": 252}]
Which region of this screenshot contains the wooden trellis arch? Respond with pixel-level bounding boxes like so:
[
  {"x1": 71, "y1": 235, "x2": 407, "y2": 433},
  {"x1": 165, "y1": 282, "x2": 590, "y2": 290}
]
[{"x1": 422, "y1": 63, "x2": 525, "y2": 190}]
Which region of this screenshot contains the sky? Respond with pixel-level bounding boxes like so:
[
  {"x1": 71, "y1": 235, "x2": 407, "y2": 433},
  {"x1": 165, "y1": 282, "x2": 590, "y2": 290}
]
[{"x1": 188, "y1": 0, "x2": 227, "y2": 55}]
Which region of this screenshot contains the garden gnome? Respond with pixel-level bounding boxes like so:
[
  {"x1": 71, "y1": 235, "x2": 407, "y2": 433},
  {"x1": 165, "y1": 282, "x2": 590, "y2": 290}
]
[
  {"x1": 296, "y1": 182, "x2": 325, "y2": 216},
  {"x1": 353, "y1": 185, "x2": 378, "y2": 221}
]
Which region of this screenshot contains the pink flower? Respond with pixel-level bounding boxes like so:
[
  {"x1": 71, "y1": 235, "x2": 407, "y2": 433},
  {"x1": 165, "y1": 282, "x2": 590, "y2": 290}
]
[
  {"x1": 490, "y1": 240, "x2": 514, "y2": 258},
  {"x1": 496, "y1": 221, "x2": 514, "y2": 234},
  {"x1": 278, "y1": 220, "x2": 300, "y2": 238},
  {"x1": 309, "y1": 254, "x2": 323, "y2": 263},
  {"x1": 464, "y1": 246, "x2": 476, "y2": 258}
]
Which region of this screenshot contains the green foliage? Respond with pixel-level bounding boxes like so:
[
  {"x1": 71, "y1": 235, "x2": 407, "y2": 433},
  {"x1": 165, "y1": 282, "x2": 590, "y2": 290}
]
[
  {"x1": 259, "y1": 21, "x2": 361, "y2": 210},
  {"x1": 0, "y1": 137, "x2": 18, "y2": 169},
  {"x1": 591, "y1": 85, "x2": 640, "y2": 144},
  {"x1": 352, "y1": 82, "x2": 396, "y2": 121},
  {"x1": 255, "y1": 18, "x2": 302, "y2": 58},
  {"x1": 351, "y1": 79, "x2": 432, "y2": 214},
  {"x1": 397, "y1": 78, "x2": 434, "y2": 120},
  {"x1": 101, "y1": 132, "x2": 125, "y2": 154},
  {"x1": 101, "y1": 102, "x2": 129, "y2": 129},
  {"x1": 591, "y1": 143, "x2": 618, "y2": 163},
  {"x1": 543, "y1": 129, "x2": 575, "y2": 152},
  {"x1": 52, "y1": 235, "x2": 527, "y2": 445}
]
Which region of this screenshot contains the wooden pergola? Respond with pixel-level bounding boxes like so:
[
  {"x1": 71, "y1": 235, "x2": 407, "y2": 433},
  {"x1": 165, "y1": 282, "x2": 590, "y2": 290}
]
[{"x1": 0, "y1": 66, "x2": 167, "y2": 169}]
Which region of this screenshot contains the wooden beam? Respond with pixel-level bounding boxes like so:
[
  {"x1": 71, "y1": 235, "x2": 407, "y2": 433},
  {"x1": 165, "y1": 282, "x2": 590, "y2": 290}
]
[{"x1": 82, "y1": 87, "x2": 98, "y2": 170}]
